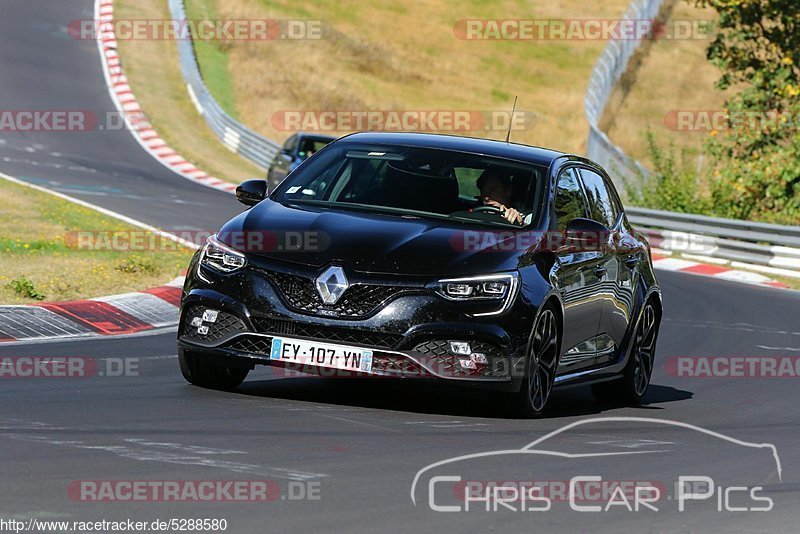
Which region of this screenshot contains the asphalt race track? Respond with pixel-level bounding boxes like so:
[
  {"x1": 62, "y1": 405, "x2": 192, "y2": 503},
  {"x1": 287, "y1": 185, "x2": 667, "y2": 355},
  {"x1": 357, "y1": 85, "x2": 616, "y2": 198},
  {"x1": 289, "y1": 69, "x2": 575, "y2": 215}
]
[
  {"x1": 1, "y1": 1, "x2": 799, "y2": 532},
  {"x1": 0, "y1": 0, "x2": 240, "y2": 231}
]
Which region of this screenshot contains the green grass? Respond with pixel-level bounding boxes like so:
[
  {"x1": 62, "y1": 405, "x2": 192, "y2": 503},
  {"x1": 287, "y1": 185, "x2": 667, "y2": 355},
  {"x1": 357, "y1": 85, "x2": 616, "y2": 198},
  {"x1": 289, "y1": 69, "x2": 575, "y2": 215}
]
[
  {"x1": 0, "y1": 178, "x2": 195, "y2": 304},
  {"x1": 184, "y1": 0, "x2": 239, "y2": 120}
]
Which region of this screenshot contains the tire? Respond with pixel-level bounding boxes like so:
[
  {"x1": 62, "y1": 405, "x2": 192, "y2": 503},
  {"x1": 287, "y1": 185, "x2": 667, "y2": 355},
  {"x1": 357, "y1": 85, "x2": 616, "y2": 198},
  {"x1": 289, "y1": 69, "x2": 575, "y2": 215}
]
[
  {"x1": 592, "y1": 300, "x2": 659, "y2": 404},
  {"x1": 505, "y1": 305, "x2": 560, "y2": 418},
  {"x1": 179, "y1": 349, "x2": 249, "y2": 391}
]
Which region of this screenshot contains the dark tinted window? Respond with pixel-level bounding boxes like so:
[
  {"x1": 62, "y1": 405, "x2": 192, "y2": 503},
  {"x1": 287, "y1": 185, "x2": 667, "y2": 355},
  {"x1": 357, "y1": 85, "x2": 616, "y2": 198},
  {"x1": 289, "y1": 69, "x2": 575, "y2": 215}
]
[
  {"x1": 274, "y1": 143, "x2": 547, "y2": 228},
  {"x1": 554, "y1": 168, "x2": 587, "y2": 232},
  {"x1": 298, "y1": 137, "x2": 332, "y2": 160},
  {"x1": 282, "y1": 135, "x2": 297, "y2": 153},
  {"x1": 579, "y1": 168, "x2": 619, "y2": 228}
]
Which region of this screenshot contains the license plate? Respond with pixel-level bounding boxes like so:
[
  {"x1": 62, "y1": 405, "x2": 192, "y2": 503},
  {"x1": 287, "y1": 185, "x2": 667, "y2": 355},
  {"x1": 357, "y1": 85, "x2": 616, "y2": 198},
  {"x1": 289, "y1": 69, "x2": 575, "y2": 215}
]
[{"x1": 269, "y1": 336, "x2": 373, "y2": 374}]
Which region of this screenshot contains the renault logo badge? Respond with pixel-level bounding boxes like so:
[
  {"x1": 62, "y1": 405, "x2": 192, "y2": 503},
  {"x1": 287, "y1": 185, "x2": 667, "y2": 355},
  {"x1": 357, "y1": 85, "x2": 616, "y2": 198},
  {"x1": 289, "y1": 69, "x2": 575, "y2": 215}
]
[{"x1": 315, "y1": 265, "x2": 349, "y2": 304}]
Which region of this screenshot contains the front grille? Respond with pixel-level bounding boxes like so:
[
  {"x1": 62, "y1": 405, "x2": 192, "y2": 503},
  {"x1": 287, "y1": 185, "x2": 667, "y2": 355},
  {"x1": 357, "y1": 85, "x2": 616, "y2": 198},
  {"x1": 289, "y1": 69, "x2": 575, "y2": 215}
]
[
  {"x1": 226, "y1": 336, "x2": 272, "y2": 355},
  {"x1": 251, "y1": 316, "x2": 403, "y2": 349},
  {"x1": 181, "y1": 306, "x2": 247, "y2": 345},
  {"x1": 412, "y1": 339, "x2": 509, "y2": 378},
  {"x1": 265, "y1": 270, "x2": 419, "y2": 318},
  {"x1": 371, "y1": 354, "x2": 427, "y2": 376}
]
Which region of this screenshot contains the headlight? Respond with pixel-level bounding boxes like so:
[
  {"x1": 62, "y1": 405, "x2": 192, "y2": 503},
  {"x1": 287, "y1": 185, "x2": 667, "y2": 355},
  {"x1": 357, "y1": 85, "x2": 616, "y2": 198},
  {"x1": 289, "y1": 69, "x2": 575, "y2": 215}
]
[
  {"x1": 435, "y1": 272, "x2": 519, "y2": 316},
  {"x1": 198, "y1": 234, "x2": 246, "y2": 278}
]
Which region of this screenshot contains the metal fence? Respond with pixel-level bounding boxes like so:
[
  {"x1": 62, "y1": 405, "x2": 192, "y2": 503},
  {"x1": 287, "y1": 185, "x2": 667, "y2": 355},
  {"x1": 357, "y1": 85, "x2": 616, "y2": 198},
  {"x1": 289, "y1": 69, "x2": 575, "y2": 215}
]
[
  {"x1": 584, "y1": 0, "x2": 665, "y2": 186},
  {"x1": 167, "y1": 0, "x2": 279, "y2": 170},
  {"x1": 627, "y1": 207, "x2": 800, "y2": 275}
]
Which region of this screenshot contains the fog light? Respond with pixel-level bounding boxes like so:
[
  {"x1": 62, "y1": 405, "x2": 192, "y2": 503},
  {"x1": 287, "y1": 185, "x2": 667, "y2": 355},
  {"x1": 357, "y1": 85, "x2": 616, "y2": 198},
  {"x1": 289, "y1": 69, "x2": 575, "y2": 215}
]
[
  {"x1": 197, "y1": 325, "x2": 209, "y2": 335},
  {"x1": 450, "y1": 341, "x2": 472, "y2": 355},
  {"x1": 202, "y1": 309, "x2": 219, "y2": 323},
  {"x1": 190, "y1": 317, "x2": 203, "y2": 327},
  {"x1": 470, "y1": 353, "x2": 488, "y2": 364},
  {"x1": 459, "y1": 359, "x2": 477, "y2": 370}
]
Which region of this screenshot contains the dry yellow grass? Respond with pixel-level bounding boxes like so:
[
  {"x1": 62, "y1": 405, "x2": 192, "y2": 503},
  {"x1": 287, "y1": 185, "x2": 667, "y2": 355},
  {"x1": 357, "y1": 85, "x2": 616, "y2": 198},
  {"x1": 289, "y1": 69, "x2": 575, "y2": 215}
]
[
  {"x1": 0, "y1": 179, "x2": 194, "y2": 304},
  {"x1": 116, "y1": 0, "x2": 263, "y2": 183},
  {"x1": 601, "y1": 1, "x2": 731, "y2": 167},
  {"x1": 199, "y1": 0, "x2": 631, "y2": 154}
]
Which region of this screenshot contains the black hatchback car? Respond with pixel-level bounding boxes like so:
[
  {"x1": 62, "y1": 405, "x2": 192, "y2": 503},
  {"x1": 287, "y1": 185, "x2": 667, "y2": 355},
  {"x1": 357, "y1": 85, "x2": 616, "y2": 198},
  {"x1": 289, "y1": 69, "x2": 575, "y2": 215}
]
[{"x1": 178, "y1": 132, "x2": 661, "y2": 417}]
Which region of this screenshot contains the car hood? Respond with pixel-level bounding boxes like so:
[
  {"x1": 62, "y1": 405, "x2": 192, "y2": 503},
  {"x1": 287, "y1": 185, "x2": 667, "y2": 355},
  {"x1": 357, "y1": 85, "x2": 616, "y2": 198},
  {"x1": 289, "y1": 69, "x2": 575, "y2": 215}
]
[{"x1": 217, "y1": 199, "x2": 542, "y2": 276}]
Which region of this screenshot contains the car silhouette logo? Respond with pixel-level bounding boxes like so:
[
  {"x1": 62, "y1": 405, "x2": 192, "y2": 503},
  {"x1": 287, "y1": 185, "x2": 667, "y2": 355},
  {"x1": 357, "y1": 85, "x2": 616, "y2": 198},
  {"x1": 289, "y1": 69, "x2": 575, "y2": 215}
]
[{"x1": 315, "y1": 265, "x2": 349, "y2": 305}]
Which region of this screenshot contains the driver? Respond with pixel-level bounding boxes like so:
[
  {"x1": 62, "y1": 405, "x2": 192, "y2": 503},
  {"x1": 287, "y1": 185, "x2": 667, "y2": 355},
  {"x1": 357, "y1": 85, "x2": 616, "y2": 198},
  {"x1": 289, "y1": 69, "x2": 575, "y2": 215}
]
[{"x1": 476, "y1": 170, "x2": 523, "y2": 225}]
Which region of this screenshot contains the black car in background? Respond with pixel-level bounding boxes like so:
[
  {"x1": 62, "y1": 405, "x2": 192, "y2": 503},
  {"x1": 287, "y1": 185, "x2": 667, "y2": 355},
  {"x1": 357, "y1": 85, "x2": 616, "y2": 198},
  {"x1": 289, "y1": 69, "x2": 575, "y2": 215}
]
[
  {"x1": 266, "y1": 132, "x2": 336, "y2": 190},
  {"x1": 178, "y1": 132, "x2": 661, "y2": 417}
]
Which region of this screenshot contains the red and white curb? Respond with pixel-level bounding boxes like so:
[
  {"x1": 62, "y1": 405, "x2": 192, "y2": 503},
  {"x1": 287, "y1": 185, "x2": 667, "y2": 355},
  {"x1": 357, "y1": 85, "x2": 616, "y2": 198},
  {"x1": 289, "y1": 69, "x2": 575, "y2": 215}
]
[
  {"x1": 0, "y1": 277, "x2": 184, "y2": 343},
  {"x1": 0, "y1": 254, "x2": 788, "y2": 343},
  {"x1": 651, "y1": 252, "x2": 788, "y2": 289},
  {"x1": 95, "y1": 0, "x2": 236, "y2": 194}
]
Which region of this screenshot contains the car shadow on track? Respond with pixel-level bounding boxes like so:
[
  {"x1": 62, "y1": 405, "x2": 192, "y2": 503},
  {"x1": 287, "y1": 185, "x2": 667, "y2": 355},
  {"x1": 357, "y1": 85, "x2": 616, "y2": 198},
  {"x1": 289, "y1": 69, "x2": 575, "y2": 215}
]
[{"x1": 232, "y1": 373, "x2": 693, "y2": 419}]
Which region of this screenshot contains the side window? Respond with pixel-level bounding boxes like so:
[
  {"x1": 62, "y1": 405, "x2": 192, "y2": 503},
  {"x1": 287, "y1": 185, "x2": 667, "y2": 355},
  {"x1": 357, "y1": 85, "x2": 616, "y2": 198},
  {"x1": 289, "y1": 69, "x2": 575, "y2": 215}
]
[
  {"x1": 282, "y1": 135, "x2": 298, "y2": 154},
  {"x1": 578, "y1": 168, "x2": 619, "y2": 228},
  {"x1": 554, "y1": 168, "x2": 587, "y2": 232},
  {"x1": 454, "y1": 167, "x2": 482, "y2": 198}
]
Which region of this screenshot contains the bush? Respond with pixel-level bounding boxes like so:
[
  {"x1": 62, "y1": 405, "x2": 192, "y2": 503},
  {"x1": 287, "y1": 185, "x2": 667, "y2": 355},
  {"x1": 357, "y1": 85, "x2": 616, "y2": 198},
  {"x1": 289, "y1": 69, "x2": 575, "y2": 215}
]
[
  {"x1": 624, "y1": 131, "x2": 714, "y2": 215},
  {"x1": 115, "y1": 255, "x2": 159, "y2": 274},
  {"x1": 7, "y1": 276, "x2": 45, "y2": 300}
]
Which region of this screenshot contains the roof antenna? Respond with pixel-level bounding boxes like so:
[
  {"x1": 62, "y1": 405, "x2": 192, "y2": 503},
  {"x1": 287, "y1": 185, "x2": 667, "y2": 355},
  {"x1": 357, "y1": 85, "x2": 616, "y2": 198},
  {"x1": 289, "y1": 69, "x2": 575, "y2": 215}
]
[{"x1": 505, "y1": 96, "x2": 518, "y2": 144}]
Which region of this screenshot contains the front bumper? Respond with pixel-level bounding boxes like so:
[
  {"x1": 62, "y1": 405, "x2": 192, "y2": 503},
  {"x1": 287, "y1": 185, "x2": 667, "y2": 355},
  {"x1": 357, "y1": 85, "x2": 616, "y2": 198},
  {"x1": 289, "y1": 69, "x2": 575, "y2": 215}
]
[
  {"x1": 177, "y1": 257, "x2": 536, "y2": 390},
  {"x1": 178, "y1": 304, "x2": 514, "y2": 385}
]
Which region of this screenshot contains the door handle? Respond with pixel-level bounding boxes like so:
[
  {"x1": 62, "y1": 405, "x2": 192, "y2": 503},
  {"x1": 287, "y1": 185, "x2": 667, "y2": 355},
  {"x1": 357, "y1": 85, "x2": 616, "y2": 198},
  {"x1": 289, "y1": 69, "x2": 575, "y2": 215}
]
[
  {"x1": 624, "y1": 254, "x2": 639, "y2": 268},
  {"x1": 594, "y1": 265, "x2": 607, "y2": 278}
]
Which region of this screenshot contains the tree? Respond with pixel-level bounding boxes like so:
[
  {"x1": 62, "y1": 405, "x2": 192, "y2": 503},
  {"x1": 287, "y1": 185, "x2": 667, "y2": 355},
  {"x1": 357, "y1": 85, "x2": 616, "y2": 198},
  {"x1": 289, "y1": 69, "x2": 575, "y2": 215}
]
[{"x1": 694, "y1": 0, "x2": 800, "y2": 223}]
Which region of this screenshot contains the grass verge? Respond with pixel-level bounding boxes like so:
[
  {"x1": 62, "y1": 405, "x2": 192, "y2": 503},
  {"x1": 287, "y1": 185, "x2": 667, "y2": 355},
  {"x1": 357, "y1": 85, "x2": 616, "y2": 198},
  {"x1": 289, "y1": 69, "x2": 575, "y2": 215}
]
[
  {"x1": 0, "y1": 178, "x2": 194, "y2": 304},
  {"x1": 156, "y1": 0, "x2": 633, "y2": 154}
]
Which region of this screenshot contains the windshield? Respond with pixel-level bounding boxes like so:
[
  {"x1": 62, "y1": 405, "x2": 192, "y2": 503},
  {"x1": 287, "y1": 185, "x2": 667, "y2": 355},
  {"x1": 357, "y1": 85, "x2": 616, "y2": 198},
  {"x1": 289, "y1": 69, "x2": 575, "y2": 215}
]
[{"x1": 273, "y1": 142, "x2": 547, "y2": 228}]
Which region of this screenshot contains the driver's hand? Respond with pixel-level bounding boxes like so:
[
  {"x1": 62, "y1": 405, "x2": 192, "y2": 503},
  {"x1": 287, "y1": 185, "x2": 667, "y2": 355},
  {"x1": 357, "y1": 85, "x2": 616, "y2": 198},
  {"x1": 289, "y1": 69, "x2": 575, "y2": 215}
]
[
  {"x1": 502, "y1": 207, "x2": 522, "y2": 225},
  {"x1": 485, "y1": 200, "x2": 522, "y2": 225}
]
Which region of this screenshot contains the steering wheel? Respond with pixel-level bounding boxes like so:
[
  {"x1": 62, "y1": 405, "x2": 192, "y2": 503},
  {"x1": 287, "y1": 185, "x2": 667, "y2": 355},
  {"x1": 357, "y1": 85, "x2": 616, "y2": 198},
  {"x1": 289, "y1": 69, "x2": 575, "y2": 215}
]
[{"x1": 471, "y1": 205, "x2": 503, "y2": 214}]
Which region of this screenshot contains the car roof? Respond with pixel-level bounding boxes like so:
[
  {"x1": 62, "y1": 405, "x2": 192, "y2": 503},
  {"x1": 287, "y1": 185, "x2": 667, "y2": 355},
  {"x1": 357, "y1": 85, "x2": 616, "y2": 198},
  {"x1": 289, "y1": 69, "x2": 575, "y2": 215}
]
[
  {"x1": 337, "y1": 132, "x2": 565, "y2": 167},
  {"x1": 296, "y1": 132, "x2": 337, "y2": 141}
]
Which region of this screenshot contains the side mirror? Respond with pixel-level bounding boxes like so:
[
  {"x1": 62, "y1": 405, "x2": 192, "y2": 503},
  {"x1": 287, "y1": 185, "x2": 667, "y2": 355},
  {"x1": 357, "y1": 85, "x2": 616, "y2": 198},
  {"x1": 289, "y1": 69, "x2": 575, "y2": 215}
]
[
  {"x1": 235, "y1": 179, "x2": 268, "y2": 207},
  {"x1": 565, "y1": 218, "x2": 610, "y2": 248}
]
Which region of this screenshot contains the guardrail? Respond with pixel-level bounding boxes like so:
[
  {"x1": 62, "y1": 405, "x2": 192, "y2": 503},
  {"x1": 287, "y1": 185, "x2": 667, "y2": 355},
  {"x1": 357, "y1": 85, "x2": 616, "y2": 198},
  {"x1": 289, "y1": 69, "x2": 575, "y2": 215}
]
[
  {"x1": 627, "y1": 207, "x2": 800, "y2": 275},
  {"x1": 584, "y1": 0, "x2": 664, "y2": 185},
  {"x1": 167, "y1": 0, "x2": 279, "y2": 170}
]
